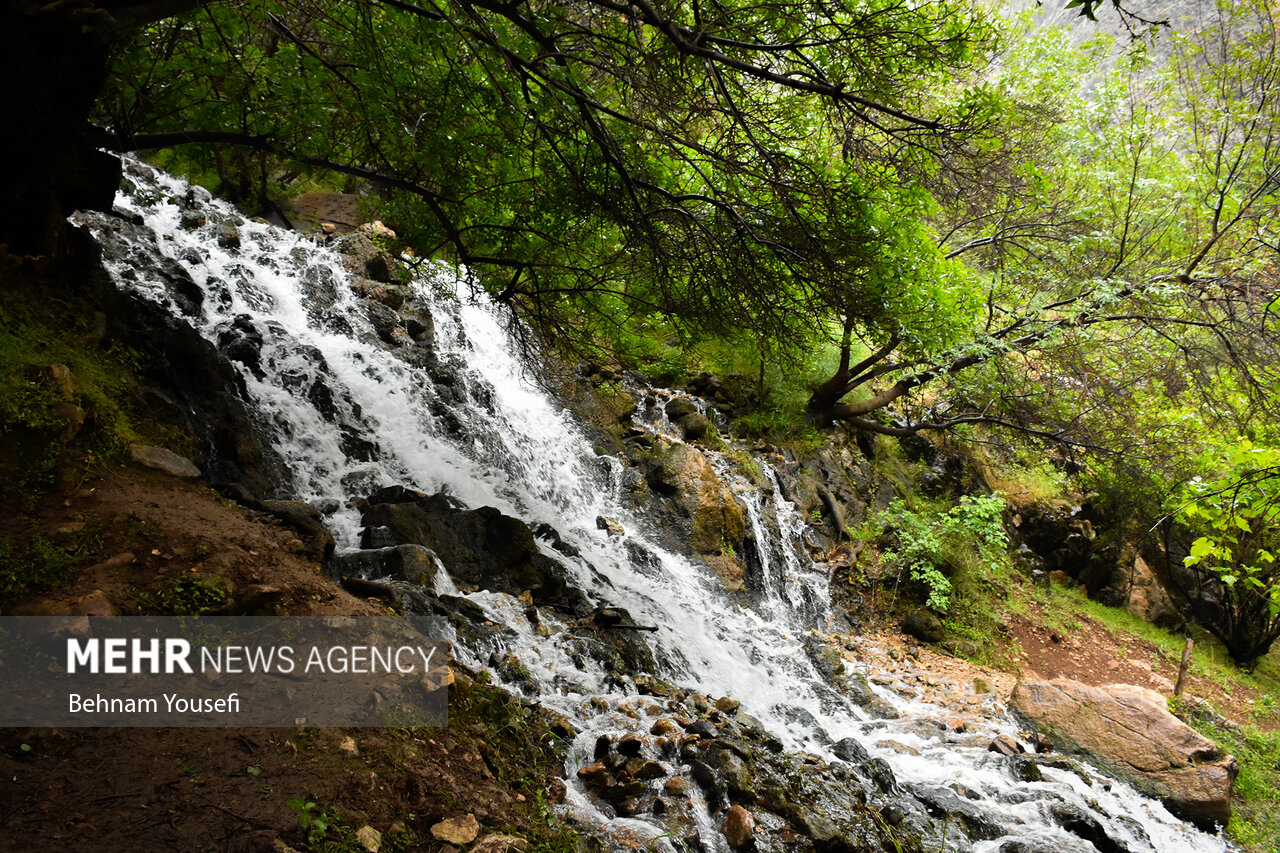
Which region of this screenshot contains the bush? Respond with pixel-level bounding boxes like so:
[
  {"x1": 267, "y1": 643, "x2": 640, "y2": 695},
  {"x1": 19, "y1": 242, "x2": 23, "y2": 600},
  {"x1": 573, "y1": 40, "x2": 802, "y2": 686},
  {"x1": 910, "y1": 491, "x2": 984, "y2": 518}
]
[{"x1": 875, "y1": 494, "x2": 1009, "y2": 611}]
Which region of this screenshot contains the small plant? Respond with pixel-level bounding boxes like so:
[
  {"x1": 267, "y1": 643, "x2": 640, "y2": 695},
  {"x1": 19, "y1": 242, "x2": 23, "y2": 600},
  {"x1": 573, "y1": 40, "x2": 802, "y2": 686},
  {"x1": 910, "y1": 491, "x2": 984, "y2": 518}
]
[
  {"x1": 286, "y1": 797, "x2": 330, "y2": 846},
  {"x1": 135, "y1": 575, "x2": 227, "y2": 615}
]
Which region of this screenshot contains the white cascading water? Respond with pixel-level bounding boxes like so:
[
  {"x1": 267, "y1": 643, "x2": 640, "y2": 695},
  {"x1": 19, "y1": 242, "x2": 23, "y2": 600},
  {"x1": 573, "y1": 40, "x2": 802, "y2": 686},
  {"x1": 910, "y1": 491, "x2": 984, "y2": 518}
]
[{"x1": 77, "y1": 159, "x2": 1232, "y2": 853}]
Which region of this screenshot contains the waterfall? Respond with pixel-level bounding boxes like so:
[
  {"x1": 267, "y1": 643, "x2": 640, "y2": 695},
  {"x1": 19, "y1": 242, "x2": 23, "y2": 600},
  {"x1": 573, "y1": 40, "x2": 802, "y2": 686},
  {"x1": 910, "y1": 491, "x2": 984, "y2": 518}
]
[{"x1": 75, "y1": 158, "x2": 1232, "y2": 853}]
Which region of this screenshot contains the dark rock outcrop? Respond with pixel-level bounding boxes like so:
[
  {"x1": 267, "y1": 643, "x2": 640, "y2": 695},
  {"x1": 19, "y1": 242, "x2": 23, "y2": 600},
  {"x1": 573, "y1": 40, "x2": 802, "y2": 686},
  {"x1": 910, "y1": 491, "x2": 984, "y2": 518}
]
[{"x1": 360, "y1": 492, "x2": 586, "y2": 611}]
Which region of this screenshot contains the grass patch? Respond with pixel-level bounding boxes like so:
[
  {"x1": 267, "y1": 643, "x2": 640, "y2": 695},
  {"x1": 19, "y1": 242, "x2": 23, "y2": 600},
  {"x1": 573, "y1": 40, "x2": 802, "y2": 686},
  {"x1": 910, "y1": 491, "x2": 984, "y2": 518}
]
[{"x1": 971, "y1": 449, "x2": 1070, "y2": 509}]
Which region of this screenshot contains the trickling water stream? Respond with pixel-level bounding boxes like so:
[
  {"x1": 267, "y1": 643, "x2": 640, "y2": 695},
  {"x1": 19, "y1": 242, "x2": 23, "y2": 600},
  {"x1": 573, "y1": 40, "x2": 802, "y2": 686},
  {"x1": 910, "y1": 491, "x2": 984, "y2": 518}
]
[{"x1": 76, "y1": 159, "x2": 1232, "y2": 853}]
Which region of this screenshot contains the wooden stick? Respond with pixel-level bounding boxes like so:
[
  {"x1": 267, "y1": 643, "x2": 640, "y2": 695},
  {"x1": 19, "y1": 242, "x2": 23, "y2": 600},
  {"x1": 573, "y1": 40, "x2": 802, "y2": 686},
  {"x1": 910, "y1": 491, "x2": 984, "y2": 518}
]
[{"x1": 1174, "y1": 636, "x2": 1194, "y2": 697}]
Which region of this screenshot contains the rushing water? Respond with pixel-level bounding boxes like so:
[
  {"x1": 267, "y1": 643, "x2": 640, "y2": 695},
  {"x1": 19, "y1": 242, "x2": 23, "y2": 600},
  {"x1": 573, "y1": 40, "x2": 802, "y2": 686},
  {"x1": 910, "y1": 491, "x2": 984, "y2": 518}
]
[{"x1": 77, "y1": 159, "x2": 1231, "y2": 853}]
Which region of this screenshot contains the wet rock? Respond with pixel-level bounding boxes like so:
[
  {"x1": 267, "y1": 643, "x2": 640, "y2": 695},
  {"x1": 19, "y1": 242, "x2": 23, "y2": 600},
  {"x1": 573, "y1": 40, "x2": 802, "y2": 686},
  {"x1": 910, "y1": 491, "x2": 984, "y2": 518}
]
[
  {"x1": 685, "y1": 720, "x2": 718, "y2": 739},
  {"x1": 215, "y1": 223, "x2": 240, "y2": 250},
  {"x1": 651, "y1": 718, "x2": 679, "y2": 736},
  {"x1": 628, "y1": 759, "x2": 666, "y2": 780},
  {"x1": 215, "y1": 314, "x2": 265, "y2": 377},
  {"x1": 577, "y1": 762, "x2": 611, "y2": 789},
  {"x1": 261, "y1": 499, "x2": 336, "y2": 560},
  {"x1": 988, "y1": 734, "x2": 1023, "y2": 756},
  {"x1": 430, "y1": 815, "x2": 479, "y2": 845},
  {"x1": 617, "y1": 734, "x2": 644, "y2": 757},
  {"x1": 364, "y1": 300, "x2": 404, "y2": 346},
  {"x1": 129, "y1": 444, "x2": 202, "y2": 479},
  {"x1": 664, "y1": 397, "x2": 698, "y2": 420},
  {"x1": 364, "y1": 252, "x2": 403, "y2": 284},
  {"x1": 706, "y1": 743, "x2": 753, "y2": 797},
  {"x1": 902, "y1": 608, "x2": 945, "y2": 643},
  {"x1": 367, "y1": 485, "x2": 428, "y2": 504},
  {"x1": 351, "y1": 277, "x2": 406, "y2": 310},
  {"x1": 401, "y1": 306, "x2": 434, "y2": 345},
  {"x1": 1010, "y1": 754, "x2": 1044, "y2": 782},
  {"x1": 721, "y1": 805, "x2": 755, "y2": 848},
  {"x1": 1049, "y1": 803, "x2": 1132, "y2": 853},
  {"x1": 330, "y1": 544, "x2": 437, "y2": 586},
  {"x1": 678, "y1": 412, "x2": 710, "y2": 441},
  {"x1": 361, "y1": 494, "x2": 585, "y2": 610},
  {"x1": 832, "y1": 737, "x2": 870, "y2": 765},
  {"x1": 998, "y1": 843, "x2": 1057, "y2": 853},
  {"x1": 1011, "y1": 677, "x2": 1237, "y2": 828},
  {"x1": 596, "y1": 516, "x2": 625, "y2": 537},
  {"x1": 915, "y1": 787, "x2": 1003, "y2": 841},
  {"x1": 843, "y1": 671, "x2": 900, "y2": 719},
  {"x1": 337, "y1": 233, "x2": 402, "y2": 283},
  {"x1": 644, "y1": 443, "x2": 746, "y2": 553},
  {"x1": 791, "y1": 811, "x2": 841, "y2": 847},
  {"x1": 533, "y1": 523, "x2": 580, "y2": 558}
]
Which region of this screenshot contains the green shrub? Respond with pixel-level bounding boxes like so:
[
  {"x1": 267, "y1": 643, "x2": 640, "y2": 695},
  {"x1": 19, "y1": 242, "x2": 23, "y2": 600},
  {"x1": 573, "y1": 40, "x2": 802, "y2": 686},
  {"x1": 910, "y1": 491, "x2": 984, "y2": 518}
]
[{"x1": 875, "y1": 494, "x2": 1009, "y2": 610}]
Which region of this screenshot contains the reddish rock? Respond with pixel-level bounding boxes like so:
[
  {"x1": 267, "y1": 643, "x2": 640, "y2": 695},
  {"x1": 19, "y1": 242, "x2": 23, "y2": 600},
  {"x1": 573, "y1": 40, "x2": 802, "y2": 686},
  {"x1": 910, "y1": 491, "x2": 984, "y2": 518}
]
[
  {"x1": 651, "y1": 718, "x2": 679, "y2": 736},
  {"x1": 988, "y1": 734, "x2": 1023, "y2": 756},
  {"x1": 721, "y1": 805, "x2": 755, "y2": 848},
  {"x1": 576, "y1": 761, "x2": 611, "y2": 789}
]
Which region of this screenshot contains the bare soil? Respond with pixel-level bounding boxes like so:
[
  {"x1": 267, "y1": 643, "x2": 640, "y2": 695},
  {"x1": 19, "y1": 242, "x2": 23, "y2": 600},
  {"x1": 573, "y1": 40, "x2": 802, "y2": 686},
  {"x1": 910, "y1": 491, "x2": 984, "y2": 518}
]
[{"x1": 0, "y1": 465, "x2": 569, "y2": 852}]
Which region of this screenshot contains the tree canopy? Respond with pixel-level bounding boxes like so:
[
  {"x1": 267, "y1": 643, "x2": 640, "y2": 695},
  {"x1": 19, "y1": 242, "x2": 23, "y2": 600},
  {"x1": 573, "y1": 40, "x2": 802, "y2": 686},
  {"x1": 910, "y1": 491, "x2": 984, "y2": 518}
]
[
  {"x1": 94, "y1": 0, "x2": 1008, "y2": 361},
  {"x1": 63, "y1": 0, "x2": 1280, "y2": 660}
]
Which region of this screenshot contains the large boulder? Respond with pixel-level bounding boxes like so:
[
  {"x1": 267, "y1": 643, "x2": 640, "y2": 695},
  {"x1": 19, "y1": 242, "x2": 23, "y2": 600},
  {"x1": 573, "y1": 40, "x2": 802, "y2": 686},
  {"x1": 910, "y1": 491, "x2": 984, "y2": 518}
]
[
  {"x1": 360, "y1": 493, "x2": 585, "y2": 610},
  {"x1": 644, "y1": 443, "x2": 745, "y2": 553},
  {"x1": 1010, "y1": 678, "x2": 1236, "y2": 828}
]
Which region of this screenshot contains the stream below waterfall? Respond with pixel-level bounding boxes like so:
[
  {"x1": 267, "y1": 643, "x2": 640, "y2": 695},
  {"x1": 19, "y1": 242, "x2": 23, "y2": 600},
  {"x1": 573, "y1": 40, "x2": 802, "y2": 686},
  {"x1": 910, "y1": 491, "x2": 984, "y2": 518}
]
[{"x1": 73, "y1": 158, "x2": 1233, "y2": 853}]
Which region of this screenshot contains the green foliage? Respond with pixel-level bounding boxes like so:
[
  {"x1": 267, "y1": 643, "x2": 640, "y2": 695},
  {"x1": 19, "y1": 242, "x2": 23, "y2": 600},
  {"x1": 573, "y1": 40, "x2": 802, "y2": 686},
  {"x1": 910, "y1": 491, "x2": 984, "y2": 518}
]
[
  {"x1": 0, "y1": 527, "x2": 98, "y2": 599},
  {"x1": 98, "y1": 0, "x2": 1004, "y2": 371},
  {"x1": 134, "y1": 575, "x2": 228, "y2": 615},
  {"x1": 875, "y1": 494, "x2": 1009, "y2": 611},
  {"x1": 286, "y1": 797, "x2": 341, "y2": 848},
  {"x1": 1178, "y1": 442, "x2": 1280, "y2": 666}
]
